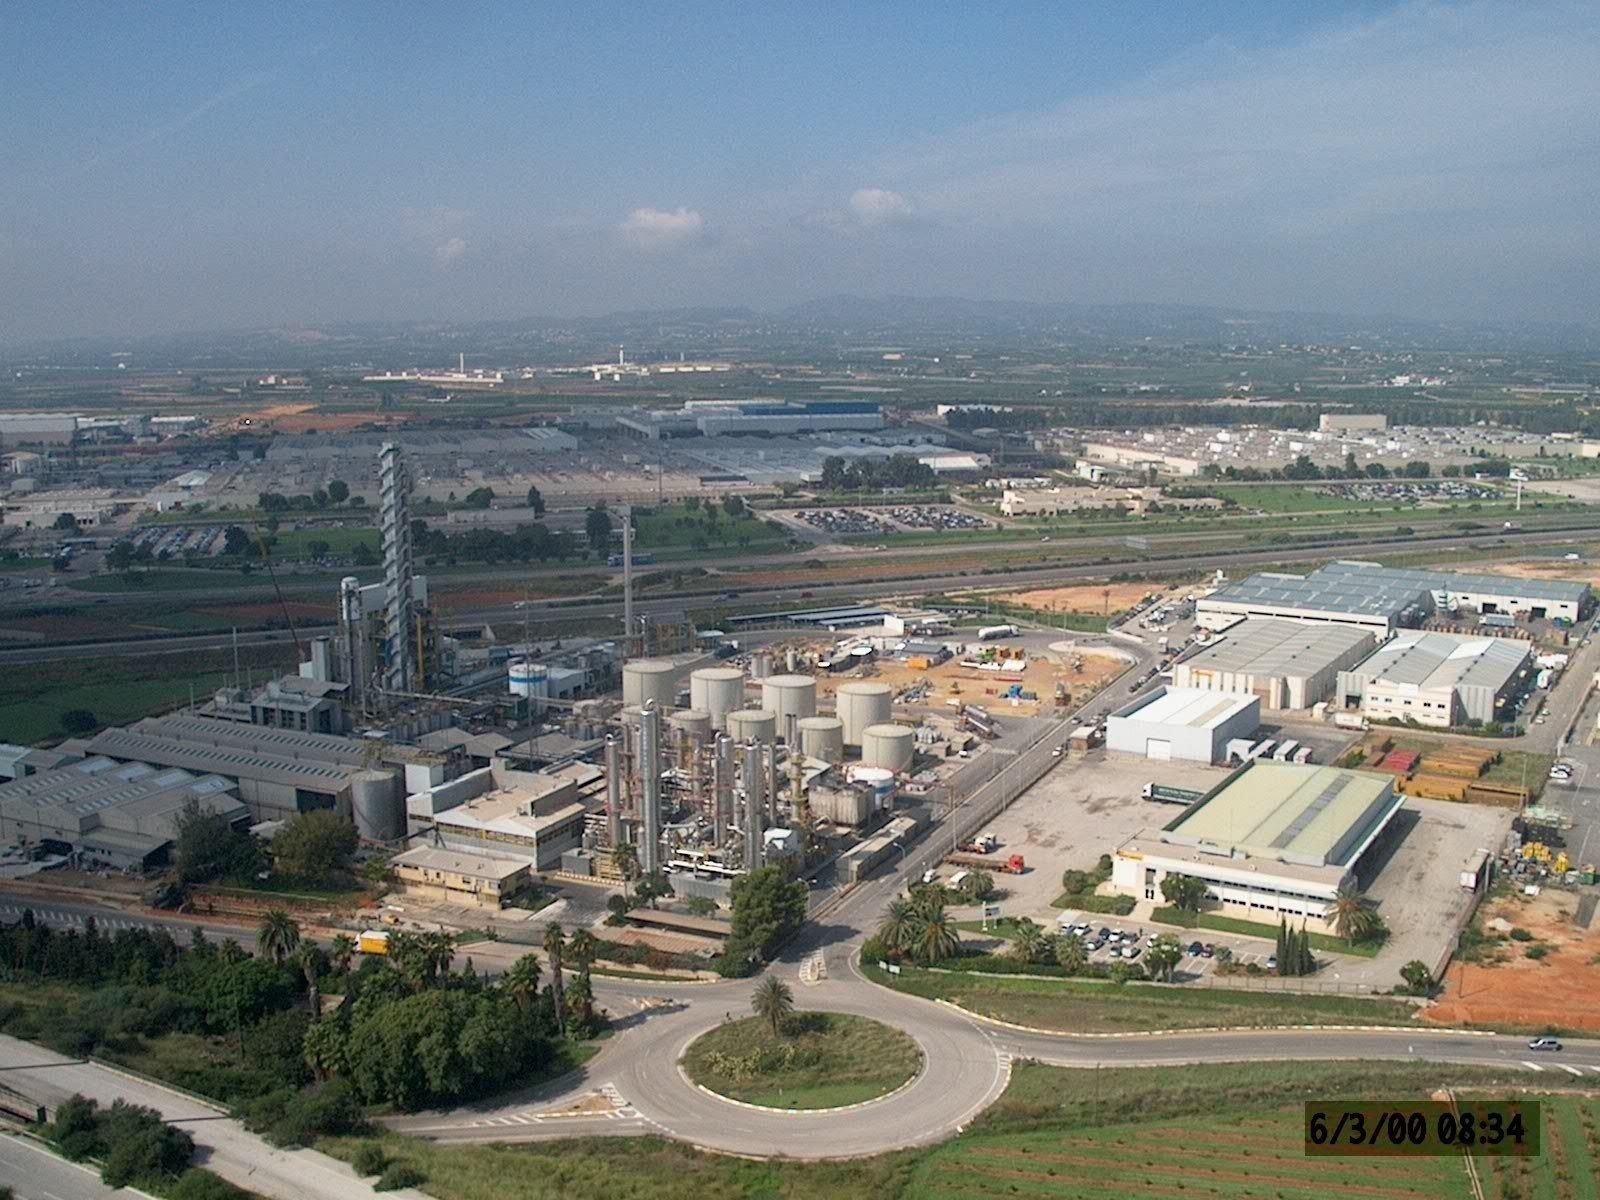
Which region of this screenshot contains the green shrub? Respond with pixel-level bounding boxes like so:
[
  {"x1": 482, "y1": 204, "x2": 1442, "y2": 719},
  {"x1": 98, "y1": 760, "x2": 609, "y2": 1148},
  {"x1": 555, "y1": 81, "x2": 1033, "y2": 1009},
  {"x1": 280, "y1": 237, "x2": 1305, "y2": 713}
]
[
  {"x1": 1510, "y1": 928, "x2": 1533, "y2": 942},
  {"x1": 1525, "y1": 945, "x2": 1549, "y2": 960},
  {"x1": 350, "y1": 1142, "x2": 389, "y2": 1177},
  {"x1": 375, "y1": 1162, "x2": 427, "y2": 1191},
  {"x1": 166, "y1": 1171, "x2": 255, "y2": 1200}
]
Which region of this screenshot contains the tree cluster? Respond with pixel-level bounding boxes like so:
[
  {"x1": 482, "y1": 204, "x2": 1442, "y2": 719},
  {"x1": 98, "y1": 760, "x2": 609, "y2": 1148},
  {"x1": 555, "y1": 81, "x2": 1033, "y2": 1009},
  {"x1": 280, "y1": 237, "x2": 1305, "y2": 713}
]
[
  {"x1": 1274, "y1": 919, "x2": 1317, "y2": 977},
  {"x1": 818, "y1": 454, "x2": 938, "y2": 493},
  {"x1": 48, "y1": 1095, "x2": 199, "y2": 1192},
  {"x1": 410, "y1": 519, "x2": 579, "y2": 565},
  {"x1": 256, "y1": 484, "x2": 352, "y2": 513},
  {"x1": 718, "y1": 866, "x2": 808, "y2": 976}
]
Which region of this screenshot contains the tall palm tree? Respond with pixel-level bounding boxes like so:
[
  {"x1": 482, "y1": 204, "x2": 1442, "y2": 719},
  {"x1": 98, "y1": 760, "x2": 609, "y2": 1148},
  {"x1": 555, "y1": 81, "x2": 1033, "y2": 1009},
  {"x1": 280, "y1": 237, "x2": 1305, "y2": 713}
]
[
  {"x1": 1145, "y1": 934, "x2": 1182, "y2": 983},
  {"x1": 876, "y1": 898, "x2": 914, "y2": 955},
  {"x1": 906, "y1": 908, "x2": 960, "y2": 966},
  {"x1": 503, "y1": 953, "x2": 543, "y2": 1015},
  {"x1": 612, "y1": 842, "x2": 638, "y2": 904},
  {"x1": 1055, "y1": 934, "x2": 1087, "y2": 976},
  {"x1": 256, "y1": 910, "x2": 300, "y2": 964},
  {"x1": 569, "y1": 928, "x2": 596, "y2": 987},
  {"x1": 419, "y1": 931, "x2": 456, "y2": 986},
  {"x1": 1329, "y1": 883, "x2": 1378, "y2": 944},
  {"x1": 1009, "y1": 918, "x2": 1046, "y2": 964},
  {"x1": 294, "y1": 943, "x2": 325, "y2": 1019},
  {"x1": 751, "y1": 975, "x2": 794, "y2": 1039},
  {"x1": 543, "y1": 922, "x2": 567, "y2": 1032},
  {"x1": 329, "y1": 934, "x2": 355, "y2": 975}
]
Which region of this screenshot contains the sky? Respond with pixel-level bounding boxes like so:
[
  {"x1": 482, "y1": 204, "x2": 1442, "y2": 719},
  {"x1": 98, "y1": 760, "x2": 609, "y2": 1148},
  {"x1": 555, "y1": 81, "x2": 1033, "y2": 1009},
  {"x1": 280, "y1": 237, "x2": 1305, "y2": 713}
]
[{"x1": 2, "y1": 1, "x2": 1597, "y2": 339}]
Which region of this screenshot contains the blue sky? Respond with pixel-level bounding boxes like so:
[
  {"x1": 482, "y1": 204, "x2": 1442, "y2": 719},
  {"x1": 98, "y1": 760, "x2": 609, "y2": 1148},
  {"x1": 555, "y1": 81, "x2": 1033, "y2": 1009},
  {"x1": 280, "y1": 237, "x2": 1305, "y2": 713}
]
[{"x1": 2, "y1": 2, "x2": 1596, "y2": 338}]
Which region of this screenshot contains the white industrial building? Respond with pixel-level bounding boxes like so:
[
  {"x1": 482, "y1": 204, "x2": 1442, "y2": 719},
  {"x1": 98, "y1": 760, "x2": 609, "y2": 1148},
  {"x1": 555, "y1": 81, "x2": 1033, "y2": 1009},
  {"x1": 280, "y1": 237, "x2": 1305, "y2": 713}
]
[
  {"x1": 1336, "y1": 632, "x2": 1532, "y2": 729},
  {"x1": 1112, "y1": 762, "x2": 1404, "y2": 933},
  {"x1": 1105, "y1": 686, "x2": 1260, "y2": 764},
  {"x1": 1318, "y1": 413, "x2": 1388, "y2": 433},
  {"x1": 405, "y1": 763, "x2": 593, "y2": 872},
  {"x1": 1173, "y1": 619, "x2": 1377, "y2": 710},
  {"x1": 1313, "y1": 561, "x2": 1589, "y2": 625}
]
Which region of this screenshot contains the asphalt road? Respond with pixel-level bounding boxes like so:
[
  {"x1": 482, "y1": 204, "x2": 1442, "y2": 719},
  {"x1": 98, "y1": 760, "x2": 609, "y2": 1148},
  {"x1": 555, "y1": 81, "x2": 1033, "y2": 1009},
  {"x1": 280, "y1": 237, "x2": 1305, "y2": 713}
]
[
  {"x1": 0, "y1": 1133, "x2": 139, "y2": 1200},
  {"x1": 4, "y1": 524, "x2": 1590, "y2": 665},
  {"x1": 0, "y1": 1036, "x2": 425, "y2": 1200}
]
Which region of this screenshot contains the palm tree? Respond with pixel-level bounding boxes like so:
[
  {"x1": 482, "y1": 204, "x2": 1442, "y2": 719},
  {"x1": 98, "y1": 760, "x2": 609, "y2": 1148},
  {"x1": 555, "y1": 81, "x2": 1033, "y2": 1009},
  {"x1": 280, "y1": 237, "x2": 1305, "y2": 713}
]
[
  {"x1": 1055, "y1": 934, "x2": 1087, "y2": 976},
  {"x1": 294, "y1": 943, "x2": 325, "y2": 1019},
  {"x1": 1009, "y1": 917, "x2": 1046, "y2": 964},
  {"x1": 751, "y1": 975, "x2": 794, "y2": 1039},
  {"x1": 419, "y1": 932, "x2": 456, "y2": 986},
  {"x1": 876, "y1": 898, "x2": 915, "y2": 955},
  {"x1": 329, "y1": 933, "x2": 355, "y2": 975},
  {"x1": 256, "y1": 910, "x2": 300, "y2": 964},
  {"x1": 1145, "y1": 934, "x2": 1182, "y2": 983},
  {"x1": 1329, "y1": 884, "x2": 1379, "y2": 944},
  {"x1": 906, "y1": 908, "x2": 960, "y2": 965},
  {"x1": 569, "y1": 928, "x2": 596, "y2": 986},
  {"x1": 503, "y1": 953, "x2": 543, "y2": 1015},
  {"x1": 611, "y1": 842, "x2": 638, "y2": 904},
  {"x1": 543, "y1": 922, "x2": 567, "y2": 1032}
]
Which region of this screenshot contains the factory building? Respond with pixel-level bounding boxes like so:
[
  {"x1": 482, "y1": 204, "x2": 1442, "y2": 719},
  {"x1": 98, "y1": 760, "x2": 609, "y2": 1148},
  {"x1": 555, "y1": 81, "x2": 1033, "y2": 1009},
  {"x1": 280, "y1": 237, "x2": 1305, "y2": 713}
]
[
  {"x1": 404, "y1": 763, "x2": 592, "y2": 872},
  {"x1": 0, "y1": 413, "x2": 79, "y2": 447},
  {"x1": 1, "y1": 488, "x2": 122, "y2": 529},
  {"x1": 1081, "y1": 442, "x2": 1201, "y2": 478},
  {"x1": 1318, "y1": 413, "x2": 1388, "y2": 433},
  {"x1": 1336, "y1": 632, "x2": 1532, "y2": 729},
  {"x1": 1106, "y1": 687, "x2": 1260, "y2": 764},
  {"x1": 389, "y1": 845, "x2": 533, "y2": 910},
  {"x1": 616, "y1": 400, "x2": 883, "y2": 440},
  {"x1": 78, "y1": 714, "x2": 430, "y2": 836},
  {"x1": 1312, "y1": 561, "x2": 1589, "y2": 625},
  {"x1": 1112, "y1": 762, "x2": 1404, "y2": 933},
  {"x1": 0, "y1": 757, "x2": 248, "y2": 870},
  {"x1": 1173, "y1": 619, "x2": 1377, "y2": 710},
  {"x1": 1197, "y1": 570, "x2": 1430, "y2": 634}
]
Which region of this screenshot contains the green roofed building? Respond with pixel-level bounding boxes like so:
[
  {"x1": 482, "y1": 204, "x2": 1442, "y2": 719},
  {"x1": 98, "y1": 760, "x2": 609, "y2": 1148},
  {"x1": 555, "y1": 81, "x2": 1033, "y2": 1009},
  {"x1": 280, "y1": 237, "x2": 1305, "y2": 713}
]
[{"x1": 1111, "y1": 761, "x2": 1404, "y2": 932}]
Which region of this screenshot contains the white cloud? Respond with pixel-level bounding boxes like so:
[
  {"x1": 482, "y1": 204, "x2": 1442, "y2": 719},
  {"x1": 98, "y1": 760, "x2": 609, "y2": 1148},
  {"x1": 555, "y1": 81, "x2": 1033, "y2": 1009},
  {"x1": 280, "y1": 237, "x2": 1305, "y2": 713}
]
[
  {"x1": 434, "y1": 237, "x2": 467, "y2": 268},
  {"x1": 849, "y1": 187, "x2": 913, "y2": 225},
  {"x1": 620, "y1": 206, "x2": 705, "y2": 248}
]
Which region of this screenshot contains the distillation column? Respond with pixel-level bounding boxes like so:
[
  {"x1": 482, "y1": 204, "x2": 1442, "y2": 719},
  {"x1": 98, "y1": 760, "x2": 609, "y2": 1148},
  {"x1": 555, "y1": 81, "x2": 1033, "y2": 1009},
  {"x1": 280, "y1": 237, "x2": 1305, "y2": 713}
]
[
  {"x1": 604, "y1": 735, "x2": 622, "y2": 849},
  {"x1": 713, "y1": 733, "x2": 733, "y2": 845},
  {"x1": 741, "y1": 739, "x2": 765, "y2": 871}
]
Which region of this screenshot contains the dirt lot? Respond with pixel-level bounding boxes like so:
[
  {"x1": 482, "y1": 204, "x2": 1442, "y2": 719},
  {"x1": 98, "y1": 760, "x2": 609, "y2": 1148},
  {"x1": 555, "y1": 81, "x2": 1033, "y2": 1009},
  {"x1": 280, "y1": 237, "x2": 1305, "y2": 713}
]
[
  {"x1": 1004, "y1": 580, "x2": 1192, "y2": 616},
  {"x1": 1424, "y1": 887, "x2": 1600, "y2": 1031},
  {"x1": 232, "y1": 403, "x2": 412, "y2": 435},
  {"x1": 807, "y1": 644, "x2": 1129, "y2": 718}
]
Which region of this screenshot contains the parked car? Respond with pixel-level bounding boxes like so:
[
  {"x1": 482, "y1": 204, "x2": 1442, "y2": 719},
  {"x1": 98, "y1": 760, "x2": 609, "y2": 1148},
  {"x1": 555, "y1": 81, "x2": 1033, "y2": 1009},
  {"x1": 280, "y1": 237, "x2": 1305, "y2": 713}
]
[
  {"x1": 1186, "y1": 941, "x2": 1204, "y2": 957},
  {"x1": 1200, "y1": 943, "x2": 1216, "y2": 958},
  {"x1": 1084, "y1": 939, "x2": 1103, "y2": 953},
  {"x1": 1121, "y1": 945, "x2": 1142, "y2": 960},
  {"x1": 1266, "y1": 955, "x2": 1278, "y2": 971},
  {"x1": 1528, "y1": 1036, "x2": 1563, "y2": 1052}
]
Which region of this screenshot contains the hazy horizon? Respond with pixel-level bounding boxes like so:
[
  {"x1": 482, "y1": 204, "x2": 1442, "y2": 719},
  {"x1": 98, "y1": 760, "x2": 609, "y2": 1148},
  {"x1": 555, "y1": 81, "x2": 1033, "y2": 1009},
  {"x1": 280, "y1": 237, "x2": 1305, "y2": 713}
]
[{"x1": 4, "y1": 2, "x2": 1597, "y2": 341}]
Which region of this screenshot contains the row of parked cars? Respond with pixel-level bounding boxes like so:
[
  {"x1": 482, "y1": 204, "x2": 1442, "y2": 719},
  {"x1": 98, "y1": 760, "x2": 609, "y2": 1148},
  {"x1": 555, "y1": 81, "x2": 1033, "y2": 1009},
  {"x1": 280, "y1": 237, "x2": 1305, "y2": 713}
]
[{"x1": 1058, "y1": 918, "x2": 1233, "y2": 965}]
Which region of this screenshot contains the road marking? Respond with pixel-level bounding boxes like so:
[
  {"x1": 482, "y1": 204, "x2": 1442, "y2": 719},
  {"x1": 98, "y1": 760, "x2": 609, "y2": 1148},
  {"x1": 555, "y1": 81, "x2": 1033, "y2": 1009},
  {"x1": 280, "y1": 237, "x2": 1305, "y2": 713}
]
[
  {"x1": 1558, "y1": 1064, "x2": 1585, "y2": 1076},
  {"x1": 1521, "y1": 1061, "x2": 1544, "y2": 1072}
]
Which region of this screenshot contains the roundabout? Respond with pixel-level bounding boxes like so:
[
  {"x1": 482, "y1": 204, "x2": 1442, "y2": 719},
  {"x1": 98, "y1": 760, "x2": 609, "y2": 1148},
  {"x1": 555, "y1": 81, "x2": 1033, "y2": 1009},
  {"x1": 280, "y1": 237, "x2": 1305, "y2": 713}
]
[{"x1": 682, "y1": 1011, "x2": 922, "y2": 1111}]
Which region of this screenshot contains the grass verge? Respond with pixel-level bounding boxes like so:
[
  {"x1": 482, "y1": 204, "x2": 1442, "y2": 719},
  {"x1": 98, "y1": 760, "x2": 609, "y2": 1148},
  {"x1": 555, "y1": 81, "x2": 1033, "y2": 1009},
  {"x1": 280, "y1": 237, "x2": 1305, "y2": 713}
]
[
  {"x1": 681, "y1": 1013, "x2": 920, "y2": 1109},
  {"x1": 862, "y1": 962, "x2": 1418, "y2": 1033},
  {"x1": 1148, "y1": 906, "x2": 1384, "y2": 958}
]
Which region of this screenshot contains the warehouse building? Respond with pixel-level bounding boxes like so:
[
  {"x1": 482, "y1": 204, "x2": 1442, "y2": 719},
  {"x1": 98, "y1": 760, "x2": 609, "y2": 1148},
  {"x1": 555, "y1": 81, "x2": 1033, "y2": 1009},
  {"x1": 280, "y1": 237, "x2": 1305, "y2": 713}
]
[
  {"x1": 1336, "y1": 632, "x2": 1532, "y2": 729},
  {"x1": 1112, "y1": 761, "x2": 1404, "y2": 932},
  {"x1": 389, "y1": 845, "x2": 533, "y2": 910},
  {"x1": 0, "y1": 757, "x2": 247, "y2": 870},
  {"x1": 1106, "y1": 686, "x2": 1260, "y2": 764},
  {"x1": 1318, "y1": 413, "x2": 1388, "y2": 433},
  {"x1": 1173, "y1": 619, "x2": 1376, "y2": 710},
  {"x1": 1197, "y1": 570, "x2": 1430, "y2": 634},
  {"x1": 1313, "y1": 561, "x2": 1589, "y2": 625}
]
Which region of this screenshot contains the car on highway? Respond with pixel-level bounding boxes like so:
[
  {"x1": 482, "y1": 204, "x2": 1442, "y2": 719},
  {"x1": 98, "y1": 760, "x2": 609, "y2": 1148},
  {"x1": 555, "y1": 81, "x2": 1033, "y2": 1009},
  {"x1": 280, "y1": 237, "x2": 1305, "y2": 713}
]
[{"x1": 1528, "y1": 1036, "x2": 1562, "y2": 1052}]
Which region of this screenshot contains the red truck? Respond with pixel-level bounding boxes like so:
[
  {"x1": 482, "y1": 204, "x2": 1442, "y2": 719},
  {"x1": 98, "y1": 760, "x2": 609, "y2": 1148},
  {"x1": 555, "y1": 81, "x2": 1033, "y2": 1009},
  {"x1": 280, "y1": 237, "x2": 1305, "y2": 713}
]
[{"x1": 945, "y1": 851, "x2": 1025, "y2": 874}]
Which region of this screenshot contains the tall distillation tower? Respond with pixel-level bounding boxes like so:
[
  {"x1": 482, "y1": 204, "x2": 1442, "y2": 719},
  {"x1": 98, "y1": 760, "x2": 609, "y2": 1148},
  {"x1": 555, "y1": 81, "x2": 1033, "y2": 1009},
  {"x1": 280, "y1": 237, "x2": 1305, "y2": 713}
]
[{"x1": 378, "y1": 442, "x2": 415, "y2": 696}]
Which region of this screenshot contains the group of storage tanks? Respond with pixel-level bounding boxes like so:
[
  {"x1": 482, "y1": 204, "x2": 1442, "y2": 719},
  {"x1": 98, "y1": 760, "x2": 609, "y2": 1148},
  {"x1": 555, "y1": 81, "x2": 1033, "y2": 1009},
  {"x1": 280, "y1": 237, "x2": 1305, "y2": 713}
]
[{"x1": 620, "y1": 659, "x2": 914, "y2": 772}]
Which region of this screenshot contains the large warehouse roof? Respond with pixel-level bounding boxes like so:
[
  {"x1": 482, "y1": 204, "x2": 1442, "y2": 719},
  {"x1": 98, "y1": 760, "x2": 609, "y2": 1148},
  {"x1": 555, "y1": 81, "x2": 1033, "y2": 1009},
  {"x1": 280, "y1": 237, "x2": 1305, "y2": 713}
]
[
  {"x1": 1181, "y1": 618, "x2": 1373, "y2": 675},
  {"x1": 1165, "y1": 762, "x2": 1400, "y2": 868},
  {"x1": 1118, "y1": 687, "x2": 1257, "y2": 729},
  {"x1": 1352, "y1": 632, "x2": 1530, "y2": 690},
  {"x1": 1203, "y1": 571, "x2": 1427, "y2": 623},
  {"x1": 1314, "y1": 561, "x2": 1589, "y2": 604}
]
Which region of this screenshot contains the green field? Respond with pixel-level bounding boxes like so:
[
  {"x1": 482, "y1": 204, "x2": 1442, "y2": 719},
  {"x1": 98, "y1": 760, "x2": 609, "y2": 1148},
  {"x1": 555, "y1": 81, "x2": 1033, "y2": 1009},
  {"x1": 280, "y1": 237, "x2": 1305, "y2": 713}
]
[
  {"x1": 681, "y1": 1013, "x2": 921, "y2": 1109},
  {"x1": 632, "y1": 500, "x2": 791, "y2": 556},
  {"x1": 66, "y1": 568, "x2": 267, "y2": 594},
  {"x1": 862, "y1": 963, "x2": 1418, "y2": 1033},
  {"x1": 266, "y1": 526, "x2": 379, "y2": 560},
  {"x1": 0, "y1": 644, "x2": 295, "y2": 744},
  {"x1": 1149, "y1": 907, "x2": 1384, "y2": 958}
]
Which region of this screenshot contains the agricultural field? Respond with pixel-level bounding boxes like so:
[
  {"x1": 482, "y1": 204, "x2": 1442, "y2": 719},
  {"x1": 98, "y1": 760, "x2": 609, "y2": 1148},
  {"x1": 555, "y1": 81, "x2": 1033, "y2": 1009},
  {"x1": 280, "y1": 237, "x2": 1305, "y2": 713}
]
[{"x1": 861, "y1": 963, "x2": 1420, "y2": 1033}]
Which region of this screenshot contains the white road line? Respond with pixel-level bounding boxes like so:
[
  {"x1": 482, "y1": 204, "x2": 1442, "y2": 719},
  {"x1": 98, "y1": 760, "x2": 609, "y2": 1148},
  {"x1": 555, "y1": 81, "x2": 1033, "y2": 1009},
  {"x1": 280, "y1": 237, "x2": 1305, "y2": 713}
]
[
  {"x1": 1559, "y1": 1064, "x2": 1584, "y2": 1076},
  {"x1": 1521, "y1": 1061, "x2": 1544, "y2": 1072}
]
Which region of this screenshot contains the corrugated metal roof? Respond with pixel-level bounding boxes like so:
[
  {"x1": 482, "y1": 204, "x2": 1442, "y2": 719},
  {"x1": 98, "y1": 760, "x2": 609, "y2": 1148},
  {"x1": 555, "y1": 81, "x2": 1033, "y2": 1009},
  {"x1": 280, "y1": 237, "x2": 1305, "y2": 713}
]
[
  {"x1": 1350, "y1": 631, "x2": 1530, "y2": 691},
  {"x1": 1121, "y1": 687, "x2": 1256, "y2": 729},
  {"x1": 1181, "y1": 618, "x2": 1374, "y2": 677},
  {"x1": 1317, "y1": 560, "x2": 1589, "y2": 604}
]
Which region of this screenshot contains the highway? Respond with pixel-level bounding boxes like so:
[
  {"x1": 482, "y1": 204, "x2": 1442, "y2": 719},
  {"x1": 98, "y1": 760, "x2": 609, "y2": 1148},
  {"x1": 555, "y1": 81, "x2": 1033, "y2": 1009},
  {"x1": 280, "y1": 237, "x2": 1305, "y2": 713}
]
[{"x1": 3, "y1": 522, "x2": 1594, "y2": 665}]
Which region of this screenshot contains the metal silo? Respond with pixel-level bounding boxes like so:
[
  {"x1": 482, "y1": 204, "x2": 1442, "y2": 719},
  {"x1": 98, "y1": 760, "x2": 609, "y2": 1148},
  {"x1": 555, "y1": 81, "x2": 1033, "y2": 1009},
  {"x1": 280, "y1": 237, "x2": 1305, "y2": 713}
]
[
  {"x1": 668, "y1": 708, "x2": 712, "y2": 738},
  {"x1": 689, "y1": 667, "x2": 746, "y2": 730},
  {"x1": 796, "y1": 715, "x2": 845, "y2": 762},
  {"x1": 351, "y1": 770, "x2": 403, "y2": 841},
  {"x1": 860, "y1": 723, "x2": 915, "y2": 772},
  {"x1": 761, "y1": 674, "x2": 817, "y2": 744},
  {"x1": 623, "y1": 659, "x2": 678, "y2": 710},
  {"x1": 836, "y1": 681, "x2": 893, "y2": 746}
]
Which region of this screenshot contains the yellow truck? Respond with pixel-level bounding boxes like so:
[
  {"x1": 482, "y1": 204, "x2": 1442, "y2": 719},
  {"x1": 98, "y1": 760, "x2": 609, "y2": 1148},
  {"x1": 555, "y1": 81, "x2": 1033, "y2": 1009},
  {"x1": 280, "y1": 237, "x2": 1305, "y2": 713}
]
[{"x1": 357, "y1": 930, "x2": 390, "y2": 956}]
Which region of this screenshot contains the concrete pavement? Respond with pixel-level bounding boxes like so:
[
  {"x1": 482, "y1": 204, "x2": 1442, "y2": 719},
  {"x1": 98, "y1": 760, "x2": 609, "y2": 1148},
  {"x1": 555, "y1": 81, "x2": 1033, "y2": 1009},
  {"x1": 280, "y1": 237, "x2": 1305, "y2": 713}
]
[{"x1": 0, "y1": 1133, "x2": 140, "y2": 1200}]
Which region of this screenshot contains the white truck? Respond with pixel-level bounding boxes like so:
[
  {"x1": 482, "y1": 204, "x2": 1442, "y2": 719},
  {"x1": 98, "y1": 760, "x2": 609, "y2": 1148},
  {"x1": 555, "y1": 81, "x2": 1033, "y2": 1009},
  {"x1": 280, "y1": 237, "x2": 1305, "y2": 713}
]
[
  {"x1": 977, "y1": 623, "x2": 1019, "y2": 641},
  {"x1": 1333, "y1": 711, "x2": 1368, "y2": 731}
]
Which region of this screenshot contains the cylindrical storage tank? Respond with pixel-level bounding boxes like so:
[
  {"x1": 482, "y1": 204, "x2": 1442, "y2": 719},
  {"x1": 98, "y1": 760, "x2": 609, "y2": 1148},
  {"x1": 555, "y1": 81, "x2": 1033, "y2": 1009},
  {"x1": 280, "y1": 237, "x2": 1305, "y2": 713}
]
[
  {"x1": 350, "y1": 770, "x2": 403, "y2": 842},
  {"x1": 750, "y1": 651, "x2": 773, "y2": 680},
  {"x1": 797, "y1": 715, "x2": 845, "y2": 762},
  {"x1": 623, "y1": 659, "x2": 678, "y2": 710},
  {"x1": 668, "y1": 708, "x2": 712, "y2": 738},
  {"x1": 861, "y1": 723, "x2": 915, "y2": 772},
  {"x1": 690, "y1": 667, "x2": 746, "y2": 731},
  {"x1": 508, "y1": 659, "x2": 549, "y2": 700},
  {"x1": 724, "y1": 708, "x2": 777, "y2": 745},
  {"x1": 846, "y1": 765, "x2": 899, "y2": 812},
  {"x1": 836, "y1": 681, "x2": 893, "y2": 746},
  {"x1": 761, "y1": 674, "x2": 817, "y2": 744}
]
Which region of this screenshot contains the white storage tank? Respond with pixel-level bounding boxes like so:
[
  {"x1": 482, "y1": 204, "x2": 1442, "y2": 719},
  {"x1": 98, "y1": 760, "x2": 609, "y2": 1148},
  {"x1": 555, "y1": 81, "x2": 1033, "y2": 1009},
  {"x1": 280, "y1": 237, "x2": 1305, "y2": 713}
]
[
  {"x1": 846, "y1": 765, "x2": 898, "y2": 811},
  {"x1": 690, "y1": 666, "x2": 746, "y2": 730},
  {"x1": 508, "y1": 659, "x2": 549, "y2": 701},
  {"x1": 860, "y1": 723, "x2": 915, "y2": 772},
  {"x1": 351, "y1": 770, "x2": 403, "y2": 841},
  {"x1": 836, "y1": 681, "x2": 893, "y2": 746},
  {"x1": 796, "y1": 715, "x2": 845, "y2": 762},
  {"x1": 750, "y1": 651, "x2": 774, "y2": 680},
  {"x1": 725, "y1": 708, "x2": 777, "y2": 745},
  {"x1": 668, "y1": 708, "x2": 712, "y2": 738},
  {"x1": 762, "y1": 674, "x2": 817, "y2": 743},
  {"x1": 623, "y1": 659, "x2": 678, "y2": 710}
]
